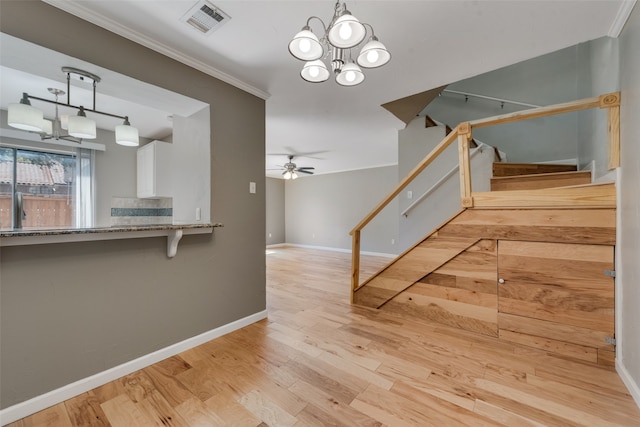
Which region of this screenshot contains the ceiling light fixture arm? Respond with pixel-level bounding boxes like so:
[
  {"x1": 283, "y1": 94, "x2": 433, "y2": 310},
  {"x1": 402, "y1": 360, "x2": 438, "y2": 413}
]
[{"x1": 22, "y1": 93, "x2": 128, "y2": 121}]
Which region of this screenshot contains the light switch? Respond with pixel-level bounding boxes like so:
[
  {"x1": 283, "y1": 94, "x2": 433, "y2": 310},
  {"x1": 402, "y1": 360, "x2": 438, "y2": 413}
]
[
  {"x1": 249, "y1": 182, "x2": 256, "y2": 194},
  {"x1": 407, "y1": 190, "x2": 413, "y2": 199}
]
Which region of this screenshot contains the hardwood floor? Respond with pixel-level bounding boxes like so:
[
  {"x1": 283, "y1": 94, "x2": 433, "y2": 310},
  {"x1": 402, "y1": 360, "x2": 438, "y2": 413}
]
[{"x1": 8, "y1": 246, "x2": 640, "y2": 426}]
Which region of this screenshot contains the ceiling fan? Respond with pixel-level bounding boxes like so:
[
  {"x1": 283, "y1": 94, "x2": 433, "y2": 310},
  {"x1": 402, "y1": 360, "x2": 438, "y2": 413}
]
[{"x1": 275, "y1": 155, "x2": 315, "y2": 179}]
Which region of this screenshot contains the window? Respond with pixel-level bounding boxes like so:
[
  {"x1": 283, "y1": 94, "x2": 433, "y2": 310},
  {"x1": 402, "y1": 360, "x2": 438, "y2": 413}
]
[{"x1": 0, "y1": 146, "x2": 94, "y2": 230}]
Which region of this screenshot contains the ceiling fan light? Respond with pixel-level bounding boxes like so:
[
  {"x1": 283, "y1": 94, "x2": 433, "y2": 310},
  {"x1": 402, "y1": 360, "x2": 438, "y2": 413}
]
[
  {"x1": 291, "y1": 172, "x2": 298, "y2": 180},
  {"x1": 8, "y1": 96, "x2": 44, "y2": 132},
  {"x1": 283, "y1": 170, "x2": 292, "y2": 180},
  {"x1": 289, "y1": 27, "x2": 323, "y2": 61},
  {"x1": 115, "y1": 117, "x2": 139, "y2": 147},
  {"x1": 335, "y1": 61, "x2": 365, "y2": 86},
  {"x1": 357, "y1": 37, "x2": 391, "y2": 68},
  {"x1": 301, "y1": 60, "x2": 330, "y2": 83},
  {"x1": 68, "y1": 107, "x2": 96, "y2": 139},
  {"x1": 328, "y1": 12, "x2": 366, "y2": 48}
]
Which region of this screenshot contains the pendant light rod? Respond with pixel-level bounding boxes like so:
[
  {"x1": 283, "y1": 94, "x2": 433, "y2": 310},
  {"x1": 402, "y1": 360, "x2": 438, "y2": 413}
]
[{"x1": 22, "y1": 93, "x2": 128, "y2": 121}]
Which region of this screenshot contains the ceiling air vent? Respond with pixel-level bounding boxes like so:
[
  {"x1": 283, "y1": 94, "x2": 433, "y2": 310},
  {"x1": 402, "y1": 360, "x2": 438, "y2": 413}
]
[{"x1": 180, "y1": 1, "x2": 230, "y2": 36}]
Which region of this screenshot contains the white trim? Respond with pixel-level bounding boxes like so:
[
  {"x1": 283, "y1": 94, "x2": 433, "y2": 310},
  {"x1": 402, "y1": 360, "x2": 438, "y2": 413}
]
[
  {"x1": 535, "y1": 158, "x2": 578, "y2": 165},
  {"x1": 40, "y1": 0, "x2": 270, "y2": 100},
  {"x1": 284, "y1": 243, "x2": 397, "y2": 259},
  {"x1": 0, "y1": 310, "x2": 268, "y2": 426},
  {"x1": 617, "y1": 360, "x2": 640, "y2": 409},
  {"x1": 608, "y1": 0, "x2": 638, "y2": 38},
  {"x1": 266, "y1": 243, "x2": 288, "y2": 249}
]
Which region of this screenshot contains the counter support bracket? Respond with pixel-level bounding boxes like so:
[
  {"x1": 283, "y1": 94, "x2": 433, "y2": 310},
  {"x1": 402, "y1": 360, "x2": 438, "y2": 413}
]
[{"x1": 167, "y1": 229, "x2": 183, "y2": 258}]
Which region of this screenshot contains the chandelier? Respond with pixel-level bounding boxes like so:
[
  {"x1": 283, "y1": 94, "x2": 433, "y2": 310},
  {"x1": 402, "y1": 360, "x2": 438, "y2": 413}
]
[
  {"x1": 7, "y1": 67, "x2": 139, "y2": 146},
  {"x1": 288, "y1": 1, "x2": 391, "y2": 86}
]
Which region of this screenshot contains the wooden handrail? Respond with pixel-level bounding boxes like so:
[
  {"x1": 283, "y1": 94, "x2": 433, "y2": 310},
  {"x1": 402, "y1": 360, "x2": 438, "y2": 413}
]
[
  {"x1": 350, "y1": 127, "x2": 460, "y2": 235},
  {"x1": 349, "y1": 92, "x2": 620, "y2": 302}
]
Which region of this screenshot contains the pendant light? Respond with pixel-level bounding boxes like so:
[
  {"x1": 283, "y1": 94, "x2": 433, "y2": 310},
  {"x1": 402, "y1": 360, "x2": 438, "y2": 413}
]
[
  {"x1": 67, "y1": 106, "x2": 96, "y2": 139},
  {"x1": 7, "y1": 93, "x2": 44, "y2": 132},
  {"x1": 288, "y1": 1, "x2": 390, "y2": 87},
  {"x1": 7, "y1": 67, "x2": 139, "y2": 147},
  {"x1": 115, "y1": 117, "x2": 140, "y2": 147}
]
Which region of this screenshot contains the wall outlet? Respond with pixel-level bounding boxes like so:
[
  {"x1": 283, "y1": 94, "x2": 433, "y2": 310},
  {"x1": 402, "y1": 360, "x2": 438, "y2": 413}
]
[
  {"x1": 269, "y1": 233, "x2": 272, "y2": 238},
  {"x1": 249, "y1": 182, "x2": 256, "y2": 194},
  {"x1": 407, "y1": 191, "x2": 413, "y2": 199},
  {"x1": 391, "y1": 238, "x2": 395, "y2": 245},
  {"x1": 195, "y1": 207, "x2": 201, "y2": 221},
  {"x1": 312, "y1": 233, "x2": 315, "y2": 239}
]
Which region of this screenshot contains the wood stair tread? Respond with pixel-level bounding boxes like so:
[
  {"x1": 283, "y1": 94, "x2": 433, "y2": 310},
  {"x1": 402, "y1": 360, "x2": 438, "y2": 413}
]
[
  {"x1": 492, "y1": 162, "x2": 577, "y2": 177},
  {"x1": 491, "y1": 170, "x2": 591, "y2": 192}
]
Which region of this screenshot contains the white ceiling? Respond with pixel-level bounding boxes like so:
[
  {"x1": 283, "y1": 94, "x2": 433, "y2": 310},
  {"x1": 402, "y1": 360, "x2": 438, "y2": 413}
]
[{"x1": 22, "y1": 1, "x2": 639, "y2": 176}]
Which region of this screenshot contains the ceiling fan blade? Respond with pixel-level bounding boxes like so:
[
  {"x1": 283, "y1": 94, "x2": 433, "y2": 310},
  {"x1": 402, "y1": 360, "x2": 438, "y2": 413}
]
[
  {"x1": 297, "y1": 169, "x2": 314, "y2": 174},
  {"x1": 297, "y1": 167, "x2": 315, "y2": 170}
]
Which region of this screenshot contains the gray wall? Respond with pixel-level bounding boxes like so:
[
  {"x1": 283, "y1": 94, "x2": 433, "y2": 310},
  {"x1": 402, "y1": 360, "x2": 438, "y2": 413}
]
[
  {"x1": 576, "y1": 37, "x2": 620, "y2": 180},
  {"x1": 424, "y1": 44, "x2": 581, "y2": 164},
  {"x1": 0, "y1": 1, "x2": 265, "y2": 409},
  {"x1": 398, "y1": 120, "x2": 493, "y2": 252},
  {"x1": 285, "y1": 166, "x2": 399, "y2": 255},
  {"x1": 266, "y1": 177, "x2": 285, "y2": 245},
  {"x1": 619, "y1": 3, "x2": 640, "y2": 404}
]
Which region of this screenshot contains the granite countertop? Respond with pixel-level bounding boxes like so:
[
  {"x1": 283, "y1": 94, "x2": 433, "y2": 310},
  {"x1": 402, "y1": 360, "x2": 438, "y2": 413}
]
[{"x1": 0, "y1": 223, "x2": 223, "y2": 238}]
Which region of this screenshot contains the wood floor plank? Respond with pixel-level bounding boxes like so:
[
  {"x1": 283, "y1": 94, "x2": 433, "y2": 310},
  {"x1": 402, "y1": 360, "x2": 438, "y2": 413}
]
[
  {"x1": 100, "y1": 394, "x2": 154, "y2": 427},
  {"x1": 9, "y1": 247, "x2": 640, "y2": 427},
  {"x1": 204, "y1": 391, "x2": 262, "y2": 426},
  {"x1": 64, "y1": 392, "x2": 111, "y2": 427}
]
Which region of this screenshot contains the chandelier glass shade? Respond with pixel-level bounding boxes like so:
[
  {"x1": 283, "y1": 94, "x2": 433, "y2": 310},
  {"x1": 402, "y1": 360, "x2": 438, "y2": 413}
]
[
  {"x1": 7, "y1": 67, "x2": 139, "y2": 147},
  {"x1": 289, "y1": 1, "x2": 390, "y2": 87}
]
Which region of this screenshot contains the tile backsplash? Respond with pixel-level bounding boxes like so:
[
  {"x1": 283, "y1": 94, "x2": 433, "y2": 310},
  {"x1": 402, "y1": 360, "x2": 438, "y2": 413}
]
[{"x1": 110, "y1": 197, "x2": 173, "y2": 226}]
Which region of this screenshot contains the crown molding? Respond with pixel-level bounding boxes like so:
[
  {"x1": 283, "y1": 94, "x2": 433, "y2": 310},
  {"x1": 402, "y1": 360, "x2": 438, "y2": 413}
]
[
  {"x1": 41, "y1": 0, "x2": 270, "y2": 100},
  {"x1": 608, "y1": 0, "x2": 637, "y2": 38}
]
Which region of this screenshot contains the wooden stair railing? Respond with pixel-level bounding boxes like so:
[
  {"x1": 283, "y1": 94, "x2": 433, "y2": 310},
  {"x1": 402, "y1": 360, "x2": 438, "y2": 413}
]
[{"x1": 350, "y1": 92, "x2": 621, "y2": 303}]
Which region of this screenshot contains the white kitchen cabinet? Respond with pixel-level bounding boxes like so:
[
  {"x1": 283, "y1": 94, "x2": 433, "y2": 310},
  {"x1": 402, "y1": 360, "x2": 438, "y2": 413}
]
[{"x1": 137, "y1": 140, "x2": 173, "y2": 198}]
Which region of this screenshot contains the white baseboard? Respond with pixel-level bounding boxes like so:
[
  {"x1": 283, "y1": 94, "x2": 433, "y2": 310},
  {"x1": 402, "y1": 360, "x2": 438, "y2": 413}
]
[
  {"x1": 283, "y1": 243, "x2": 397, "y2": 259},
  {"x1": 266, "y1": 243, "x2": 287, "y2": 249},
  {"x1": 617, "y1": 359, "x2": 640, "y2": 409},
  {"x1": 0, "y1": 310, "x2": 268, "y2": 426}
]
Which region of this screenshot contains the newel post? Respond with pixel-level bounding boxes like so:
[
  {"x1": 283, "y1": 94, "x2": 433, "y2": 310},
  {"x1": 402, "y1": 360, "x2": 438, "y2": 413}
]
[
  {"x1": 599, "y1": 92, "x2": 621, "y2": 170},
  {"x1": 350, "y1": 230, "x2": 361, "y2": 304},
  {"x1": 457, "y1": 122, "x2": 474, "y2": 208}
]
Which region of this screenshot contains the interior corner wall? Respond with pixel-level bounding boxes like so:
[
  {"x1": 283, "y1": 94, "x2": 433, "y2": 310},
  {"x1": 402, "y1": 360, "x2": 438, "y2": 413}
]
[
  {"x1": 576, "y1": 37, "x2": 620, "y2": 180},
  {"x1": 284, "y1": 166, "x2": 399, "y2": 255},
  {"x1": 0, "y1": 1, "x2": 265, "y2": 410},
  {"x1": 266, "y1": 177, "x2": 285, "y2": 245},
  {"x1": 398, "y1": 120, "x2": 494, "y2": 252},
  {"x1": 618, "y1": 2, "x2": 640, "y2": 404},
  {"x1": 423, "y1": 43, "x2": 581, "y2": 163}
]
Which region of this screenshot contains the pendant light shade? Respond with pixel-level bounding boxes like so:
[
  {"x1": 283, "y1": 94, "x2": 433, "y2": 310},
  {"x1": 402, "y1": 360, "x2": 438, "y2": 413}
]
[
  {"x1": 336, "y1": 61, "x2": 365, "y2": 86},
  {"x1": 301, "y1": 60, "x2": 330, "y2": 83},
  {"x1": 357, "y1": 37, "x2": 391, "y2": 68},
  {"x1": 8, "y1": 96, "x2": 44, "y2": 132},
  {"x1": 41, "y1": 119, "x2": 53, "y2": 136},
  {"x1": 115, "y1": 117, "x2": 140, "y2": 147},
  {"x1": 328, "y1": 12, "x2": 366, "y2": 48},
  {"x1": 68, "y1": 107, "x2": 96, "y2": 139},
  {"x1": 288, "y1": 27, "x2": 323, "y2": 61}
]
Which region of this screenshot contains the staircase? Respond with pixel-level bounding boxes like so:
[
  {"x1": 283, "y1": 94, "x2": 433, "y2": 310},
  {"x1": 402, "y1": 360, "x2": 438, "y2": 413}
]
[{"x1": 352, "y1": 163, "x2": 616, "y2": 366}]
